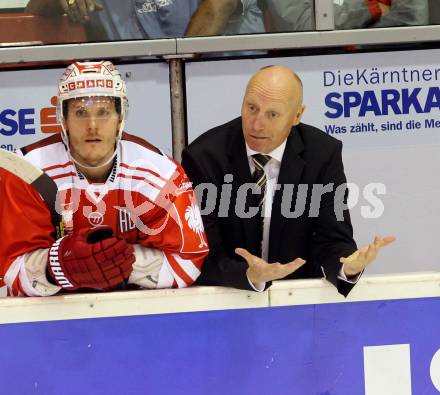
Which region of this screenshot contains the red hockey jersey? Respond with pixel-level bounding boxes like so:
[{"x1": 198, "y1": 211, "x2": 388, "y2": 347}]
[
  {"x1": 0, "y1": 166, "x2": 56, "y2": 295},
  {"x1": 21, "y1": 132, "x2": 208, "y2": 290}
]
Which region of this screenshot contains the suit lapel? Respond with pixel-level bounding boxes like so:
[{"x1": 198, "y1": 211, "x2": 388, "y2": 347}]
[
  {"x1": 268, "y1": 127, "x2": 305, "y2": 262},
  {"x1": 228, "y1": 126, "x2": 261, "y2": 254}
]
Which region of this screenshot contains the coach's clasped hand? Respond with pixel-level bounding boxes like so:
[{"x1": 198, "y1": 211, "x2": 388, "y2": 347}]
[{"x1": 47, "y1": 226, "x2": 135, "y2": 291}]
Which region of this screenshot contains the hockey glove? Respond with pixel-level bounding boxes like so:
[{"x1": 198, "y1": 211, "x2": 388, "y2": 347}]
[{"x1": 47, "y1": 226, "x2": 135, "y2": 290}]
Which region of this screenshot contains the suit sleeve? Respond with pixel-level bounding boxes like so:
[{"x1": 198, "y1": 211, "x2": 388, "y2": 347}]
[
  {"x1": 132, "y1": 162, "x2": 209, "y2": 289},
  {"x1": 0, "y1": 168, "x2": 58, "y2": 296},
  {"x1": 312, "y1": 141, "x2": 358, "y2": 296},
  {"x1": 181, "y1": 148, "x2": 253, "y2": 291}
]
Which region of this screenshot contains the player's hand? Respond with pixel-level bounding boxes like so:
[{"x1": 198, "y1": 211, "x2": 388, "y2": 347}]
[
  {"x1": 235, "y1": 248, "x2": 305, "y2": 285},
  {"x1": 47, "y1": 226, "x2": 135, "y2": 290},
  {"x1": 340, "y1": 235, "x2": 396, "y2": 277},
  {"x1": 60, "y1": 0, "x2": 104, "y2": 24},
  {"x1": 377, "y1": 0, "x2": 391, "y2": 17}
]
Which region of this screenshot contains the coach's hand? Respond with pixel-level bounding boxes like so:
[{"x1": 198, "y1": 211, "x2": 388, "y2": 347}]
[
  {"x1": 235, "y1": 248, "x2": 305, "y2": 285},
  {"x1": 47, "y1": 226, "x2": 135, "y2": 290},
  {"x1": 340, "y1": 235, "x2": 396, "y2": 277}
]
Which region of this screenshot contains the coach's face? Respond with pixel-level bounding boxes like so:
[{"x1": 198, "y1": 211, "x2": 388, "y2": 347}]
[
  {"x1": 241, "y1": 66, "x2": 305, "y2": 154},
  {"x1": 66, "y1": 97, "x2": 120, "y2": 167}
]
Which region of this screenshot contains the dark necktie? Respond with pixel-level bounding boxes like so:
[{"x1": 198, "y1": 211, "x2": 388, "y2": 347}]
[
  {"x1": 251, "y1": 153, "x2": 271, "y2": 208},
  {"x1": 251, "y1": 153, "x2": 271, "y2": 256}
]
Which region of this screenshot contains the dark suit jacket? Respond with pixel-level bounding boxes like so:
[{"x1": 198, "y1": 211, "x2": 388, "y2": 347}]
[{"x1": 182, "y1": 117, "x2": 358, "y2": 296}]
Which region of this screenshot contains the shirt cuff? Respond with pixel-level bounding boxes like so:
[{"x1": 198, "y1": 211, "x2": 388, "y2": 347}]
[
  {"x1": 247, "y1": 275, "x2": 265, "y2": 292},
  {"x1": 338, "y1": 264, "x2": 362, "y2": 284}
]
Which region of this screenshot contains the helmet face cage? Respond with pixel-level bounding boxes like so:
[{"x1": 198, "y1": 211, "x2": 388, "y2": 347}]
[{"x1": 57, "y1": 61, "x2": 128, "y2": 142}]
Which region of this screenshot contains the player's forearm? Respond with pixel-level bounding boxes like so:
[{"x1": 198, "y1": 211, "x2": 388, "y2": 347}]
[
  {"x1": 4, "y1": 249, "x2": 61, "y2": 297},
  {"x1": 185, "y1": 0, "x2": 240, "y2": 36},
  {"x1": 163, "y1": 250, "x2": 206, "y2": 288},
  {"x1": 25, "y1": 0, "x2": 64, "y2": 15},
  {"x1": 128, "y1": 246, "x2": 207, "y2": 289},
  {"x1": 127, "y1": 246, "x2": 164, "y2": 289}
]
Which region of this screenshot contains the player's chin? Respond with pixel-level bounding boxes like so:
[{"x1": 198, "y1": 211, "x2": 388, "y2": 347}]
[{"x1": 83, "y1": 152, "x2": 106, "y2": 165}]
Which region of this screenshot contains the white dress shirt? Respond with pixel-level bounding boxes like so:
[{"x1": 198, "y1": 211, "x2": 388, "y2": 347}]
[
  {"x1": 246, "y1": 141, "x2": 286, "y2": 262},
  {"x1": 244, "y1": 140, "x2": 360, "y2": 291}
]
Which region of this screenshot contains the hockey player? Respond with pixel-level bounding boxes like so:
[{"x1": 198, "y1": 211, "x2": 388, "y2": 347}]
[
  {"x1": 0, "y1": 149, "x2": 134, "y2": 296},
  {"x1": 1, "y1": 150, "x2": 58, "y2": 296},
  {"x1": 7, "y1": 60, "x2": 208, "y2": 296}
]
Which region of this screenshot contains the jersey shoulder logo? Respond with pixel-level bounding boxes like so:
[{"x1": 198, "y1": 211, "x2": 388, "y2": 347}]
[{"x1": 184, "y1": 203, "x2": 207, "y2": 248}]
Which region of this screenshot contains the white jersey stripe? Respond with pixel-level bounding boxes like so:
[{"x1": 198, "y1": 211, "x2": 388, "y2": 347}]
[
  {"x1": 51, "y1": 171, "x2": 77, "y2": 180},
  {"x1": 116, "y1": 172, "x2": 163, "y2": 192},
  {"x1": 171, "y1": 254, "x2": 201, "y2": 281},
  {"x1": 120, "y1": 163, "x2": 167, "y2": 187},
  {"x1": 122, "y1": 140, "x2": 177, "y2": 181},
  {"x1": 157, "y1": 255, "x2": 186, "y2": 288},
  {"x1": 44, "y1": 165, "x2": 76, "y2": 179},
  {"x1": 156, "y1": 260, "x2": 174, "y2": 288},
  {"x1": 53, "y1": 177, "x2": 162, "y2": 203},
  {"x1": 118, "y1": 178, "x2": 161, "y2": 202},
  {"x1": 3, "y1": 255, "x2": 22, "y2": 295},
  {"x1": 42, "y1": 161, "x2": 72, "y2": 172}
]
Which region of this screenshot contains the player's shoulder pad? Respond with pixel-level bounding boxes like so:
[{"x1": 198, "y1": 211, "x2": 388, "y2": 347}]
[
  {"x1": 20, "y1": 134, "x2": 63, "y2": 155},
  {"x1": 121, "y1": 132, "x2": 163, "y2": 155},
  {"x1": 120, "y1": 132, "x2": 177, "y2": 183}
]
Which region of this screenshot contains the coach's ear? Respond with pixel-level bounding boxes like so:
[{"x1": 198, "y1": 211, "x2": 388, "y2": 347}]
[{"x1": 292, "y1": 104, "x2": 305, "y2": 126}]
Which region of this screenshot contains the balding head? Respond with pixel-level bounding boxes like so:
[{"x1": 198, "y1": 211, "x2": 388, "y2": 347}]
[
  {"x1": 246, "y1": 65, "x2": 303, "y2": 109},
  {"x1": 241, "y1": 65, "x2": 305, "y2": 153}
]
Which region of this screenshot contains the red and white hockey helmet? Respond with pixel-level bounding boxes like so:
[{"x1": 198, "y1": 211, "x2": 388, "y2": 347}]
[{"x1": 57, "y1": 60, "x2": 128, "y2": 138}]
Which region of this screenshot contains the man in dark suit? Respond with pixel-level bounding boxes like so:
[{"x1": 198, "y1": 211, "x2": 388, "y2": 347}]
[{"x1": 182, "y1": 65, "x2": 394, "y2": 296}]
